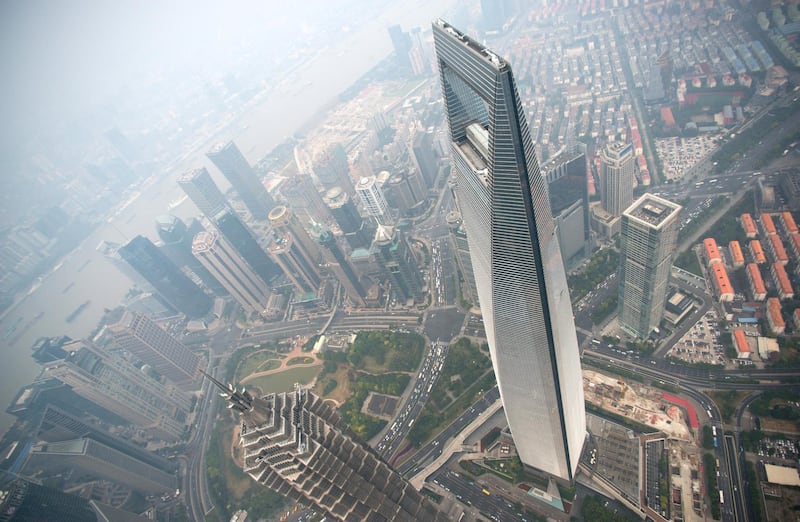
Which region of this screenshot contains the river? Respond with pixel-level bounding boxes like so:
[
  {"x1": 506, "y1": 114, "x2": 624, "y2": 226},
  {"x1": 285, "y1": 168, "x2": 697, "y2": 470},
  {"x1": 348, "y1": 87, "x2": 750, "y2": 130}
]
[{"x1": 0, "y1": 0, "x2": 458, "y2": 435}]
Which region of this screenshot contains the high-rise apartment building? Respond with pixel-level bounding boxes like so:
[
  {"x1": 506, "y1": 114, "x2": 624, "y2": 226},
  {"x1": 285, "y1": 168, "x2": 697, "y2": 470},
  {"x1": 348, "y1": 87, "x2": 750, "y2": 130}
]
[
  {"x1": 433, "y1": 19, "x2": 585, "y2": 481},
  {"x1": 372, "y1": 225, "x2": 422, "y2": 303},
  {"x1": 600, "y1": 142, "x2": 635, "y2": 217},
  {"x1": 207, "y1": 141, "x2": 274, "y2": 219},
  {"x1": 213, "y1": 208, "x2": 281, "y2": 284},
  {"x1": 107, "y1": 311, "x2": 202, "y2": 390},
  {"x1": 355, "y1": 176, "x2": 390, "y2": 224},
  {"x1": 117, "y1": 235, "x2": 212, "y2": 318},
  {"x1": 177, "y1": 167, "x2": 227, "y2": 218},
  {"x1": 618, "y1": 194, "x2": 682, "y2": 338},
  {"x1": 193, "y1": 230, "x2": 271, "y2": 315},
  {"x1": 39, "y1": 339, "x2": 190, "y2": 441},
  {"x1": 211, "y1": 377, "x2": 448, "y2": 522}
]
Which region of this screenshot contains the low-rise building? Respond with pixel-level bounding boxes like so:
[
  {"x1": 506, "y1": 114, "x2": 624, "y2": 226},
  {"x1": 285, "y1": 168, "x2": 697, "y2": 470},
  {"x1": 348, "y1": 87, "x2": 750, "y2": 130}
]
[
  {"x1": 750, "y1": 240, "x2": 767, "y2": 264},
  {"x1": 711, "y1": 263, "x2": 734, "y2": 302},
  {"x1": 771, "y1": 263, "x2": 794, "y2": 300},
  {"x1": 767, "y1": 234, "x2": 789, "y2": 265},
  {"x1": 741, "y1": 213, "x2": 757, "y2": 238},
  {"x1": 780, "y1": 211, "x2": 798, "y2": 235},
  {"x1": 729, "y1": 240, "x2": 745, "y2": 268},
  {"x1": 766, "y1": 297, "x2": 785, "y2": 334},
  {"x1": 760, "y1": 212, "x2": 777, "y2": 236},
  {"x1": 746, "y1": 263, "x2": 767, "y2": 301},
  {"x1": 732, "y1": 329, "x2": 751, "y2": 359},
  {"x1": 703, "y1": 238, "x2": 722, "y2": 265}
]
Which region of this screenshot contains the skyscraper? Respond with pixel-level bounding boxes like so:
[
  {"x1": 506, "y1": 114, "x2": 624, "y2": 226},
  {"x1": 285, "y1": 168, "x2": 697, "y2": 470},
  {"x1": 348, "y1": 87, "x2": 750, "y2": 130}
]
[
  {"x1": 207, "y1": 141, "x2": 274, "y2": 219},
  {"x1": 107, "y1": 311, "x2": 202, "y2": 391},
  {"x1": 268, "y1": 205, "x2": 322, "y2": 295},
  {"x1": 177, "y1": 167, "x2": 227, "y2": 218},
  {"x1": 324, "y1": 187, "x2": 373, "y2": 250},
  {"x1": 193, "y1": 230, "x2": 271, "y2": 315},
  {"x1": 39, "y1": 339, "x2": 190, "y2": 441},
  {"x1": 387, "y1": 24, "x2": 412, "y2": 69},
  {"x1": 618, "y1": 194, "x2": 682, "y2": 338},
  {"x1": 209, "y1": 376, "x2": 448, "y2": 522},
  {"x1": 433, "y1": 19, "x2": 585, "y2": 481},
  {"x1": 600, "y1": 142, "x2": 635, "y2": 217},
  {"x1": 117, "y1": 235, "x2": 212, "y2": 318},
  {"x1": 315, "y1": 226, "x2": 367, "y2": 308},
  {"x1": 213, "y1": 208, "x2": 281, "y2": 284},
  {"x1": 314, "y1": 144, "x2": 355, "y2": 195},
  {"x1": 356, "y1": 175, "x2": 390, "y2": 224},
  {"x1": 155, "y1": 215, "x2": 227, "y2": 296},
  {"x1": 24, "y1": 436, "x2": 178, "y2": 495},
  {"x1": 446, "y1": 211, "x2": 478, "y2": 307},
  {"x1": 372, "y1": 225, "x2": 422, "y2": 303}
]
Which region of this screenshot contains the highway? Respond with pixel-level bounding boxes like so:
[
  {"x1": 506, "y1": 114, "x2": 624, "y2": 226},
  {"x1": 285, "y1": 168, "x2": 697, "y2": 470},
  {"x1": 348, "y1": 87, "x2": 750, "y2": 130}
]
[{"x1": 184, "y1": 362, "x2": 222, "y2": 522}]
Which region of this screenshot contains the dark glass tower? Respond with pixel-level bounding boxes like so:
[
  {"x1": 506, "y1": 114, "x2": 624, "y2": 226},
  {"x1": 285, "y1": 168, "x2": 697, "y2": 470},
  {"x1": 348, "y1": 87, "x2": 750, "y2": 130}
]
[
  {"x1": 433, "y1": 20, "x2": 585, "y2": 481},
  {"x1": 207, "y1": 141, "x2": 274, "y2": 219},
  {"x1": 316, "y1": 226, "x2": 367, "y2": 308},
  {"x1": 155, "y1": 215, "x2": 227, "y2": 296},
  {"x1": 324, "y1": 187, "x2": 373, "y2": 250},
  {"x1": 213, "y1": 208, "x2": 281, "y2": 284},
  {"x1": 118, "y1": 235, "x2": 212, "y2": 318}
]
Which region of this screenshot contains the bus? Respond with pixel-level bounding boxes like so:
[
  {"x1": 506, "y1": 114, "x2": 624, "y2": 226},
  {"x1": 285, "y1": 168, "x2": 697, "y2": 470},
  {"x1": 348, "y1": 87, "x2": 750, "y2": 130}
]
[
  {"x1": 482, "y1": 488, "x2": 491, "y2": 496},
  {"x1": 712, "y1": 426, "x2": 717, "y2": 437},
  {"x1": 719, "y1": 491, "x2": 724, "y2": 504}
]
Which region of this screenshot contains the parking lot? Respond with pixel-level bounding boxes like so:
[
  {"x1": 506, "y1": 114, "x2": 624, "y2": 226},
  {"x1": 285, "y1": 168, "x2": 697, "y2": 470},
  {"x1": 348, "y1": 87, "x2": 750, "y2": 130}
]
[{"x1": 666, "y1": 311, "x2": 726, "y2": 365}]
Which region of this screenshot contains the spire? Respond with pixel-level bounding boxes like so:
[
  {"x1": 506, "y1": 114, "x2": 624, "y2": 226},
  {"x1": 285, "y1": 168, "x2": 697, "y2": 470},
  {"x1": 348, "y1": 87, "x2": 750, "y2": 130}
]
[{"x1": 200, "y1": 370, "x2": 253, "y2": 414}]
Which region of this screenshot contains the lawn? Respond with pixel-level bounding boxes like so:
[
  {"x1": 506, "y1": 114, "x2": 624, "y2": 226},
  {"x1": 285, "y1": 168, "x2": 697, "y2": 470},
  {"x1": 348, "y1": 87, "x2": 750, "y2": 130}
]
[
  {"x1": 287, "y1": 356, "x2": 316, "y2": 366},
  {"x1": 246, "y1": 366, "x2": 322, "y2": 395},
  {"x1": 235, "y1": 349, "x2": 283, "y2": 380},
  {"x1": 314, "y1": 364, "x2": 352, "y2": 405}
]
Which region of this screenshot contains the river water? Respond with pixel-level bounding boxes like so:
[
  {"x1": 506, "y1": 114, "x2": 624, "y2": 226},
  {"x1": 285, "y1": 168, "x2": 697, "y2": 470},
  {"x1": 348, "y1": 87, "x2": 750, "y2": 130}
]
[{"x1": 0, "y1": 0, "x2": 458, "y2": 435}]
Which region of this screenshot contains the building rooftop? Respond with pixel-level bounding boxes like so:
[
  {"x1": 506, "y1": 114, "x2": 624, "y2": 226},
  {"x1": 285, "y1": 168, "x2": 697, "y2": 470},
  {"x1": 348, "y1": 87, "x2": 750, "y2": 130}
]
[{"x1": 624, "y1": 194, "x2": 681, "y2": 228}]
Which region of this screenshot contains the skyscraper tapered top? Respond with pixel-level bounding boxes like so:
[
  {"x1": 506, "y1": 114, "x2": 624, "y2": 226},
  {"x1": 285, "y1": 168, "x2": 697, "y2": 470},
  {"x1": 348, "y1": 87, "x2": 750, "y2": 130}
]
[
  {"x1": 433, "y1": 19, "x2": 586, "y2": 481},
  {"x1": 207, "y1": 141, "x2": 274, "y2": 219}
]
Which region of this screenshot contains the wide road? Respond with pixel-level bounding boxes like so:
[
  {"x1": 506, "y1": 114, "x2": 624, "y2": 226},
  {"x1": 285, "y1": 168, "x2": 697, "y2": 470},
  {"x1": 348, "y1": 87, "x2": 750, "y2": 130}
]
[{"x1": 185, "y1": 362, "x2": 221, "y2": 521}]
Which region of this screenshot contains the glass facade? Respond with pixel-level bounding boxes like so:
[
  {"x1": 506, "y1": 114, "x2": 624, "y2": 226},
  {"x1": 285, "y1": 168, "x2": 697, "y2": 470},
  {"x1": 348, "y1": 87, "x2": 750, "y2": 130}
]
[{"x1": 433, "y1": 20, "x2": 585, "y2": 481}]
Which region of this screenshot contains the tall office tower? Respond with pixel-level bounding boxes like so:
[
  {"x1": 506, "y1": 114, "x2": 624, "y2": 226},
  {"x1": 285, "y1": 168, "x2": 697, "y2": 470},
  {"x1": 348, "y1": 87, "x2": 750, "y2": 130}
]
[
  {"x1": 545, "y1": 150, "x2": 592, "y2": 267},
  {"x1": 213, "y1": 208, "x2": 281, "y2": 284},
  {"x1": 209, "y1": 377, "x2": 448, "y2": 522},
  {"x1": 177, "y1": 167, "x2": 227, "y2": 217},
  {"x1": 268, "y1": 206, "x2": 322, "y2": 294},
  {"x1": 388, "y1": 24, "x2": 413, "y2": 69},
  {"x1": 280, "y1": 174, "x2": 331, "y2": 225},
  {"x1": 315, "y1": 226, "x2": 367, "y2": 308},
  {"x1": 107, "y1": 311, "x2": 202, "y2": 391},
  {"x1": 193, "y1": 231, "x2": 271, "y2": 315},
  {"x1": 117, "y1": 235, "x2": 212, "y2": 318},
  {"x1": 599, "y1": 142, "x2": 635, "y2": 217},
  {"x1": 372, "y1": 225, "x2": 423, "y2": 303},
  {"x1": 207, "y1": 141, "x2": 274, "y2": 219},
  {"x1": 618, "y1": 194, "x2": 682, "y2": 339},
  {"x1": 35, "y1": 404, "x2": 176, "y2": 473},
  {"x1": 387, "y1": 173, "x2": 420, "y2": 214},
  {"x1": 356, "y1": 175, "x2": 390, "y2": 224},
  {"x1": 324, "y1": 187, "x2": 373, "y2": 250},
  {"x1": 39, "y1": 339, "x2": 190, "y2": 441},
  {"x1": 155, "y1": 215, "x2": 227, "y2": 296},
  {"x1": 0, "y1": 478, "x2": 151, "y2": 522},
  {"x1": 433, "y1": 20, "x2": 585, "y2": 481},
  {"x1": 411, "y1": 131, "x2": 441, "y2": 188},
  {"x1": 314, "y1": 144, "x2": 355, "y2": 194},
  {"x1": 269, "y1": 205, "x2": 322, "y2": 269},
  {"x1": 24, "y1": 436, "x2": 178, "y2": 495},
  {"x1": 446, "y1": 212, "x2": 479, "y2": 307}
]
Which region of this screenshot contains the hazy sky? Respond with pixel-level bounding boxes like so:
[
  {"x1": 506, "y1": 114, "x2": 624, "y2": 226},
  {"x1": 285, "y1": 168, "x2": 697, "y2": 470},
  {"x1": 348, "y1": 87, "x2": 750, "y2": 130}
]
[{"x1": 0, "y1": 0, "x2": 348, "y2": 160}]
